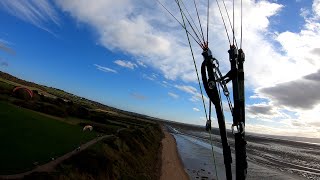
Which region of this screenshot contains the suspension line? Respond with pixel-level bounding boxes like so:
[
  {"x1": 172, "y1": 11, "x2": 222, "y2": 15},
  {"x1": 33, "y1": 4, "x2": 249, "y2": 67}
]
[
  {"x1": 177, "y1": 0, "x2": 204, "y2": 45},
  {"x1": 175, "y1": 0, "x2": 209, "y2": 121},
  {"x1": 156, "y1": 0, "x2": 203, "y2": 46},
  {"x1": 192, "y1": 0, "x2": 206, "y2": 43},
  {"x1": 241, "y1": 0, "x2": 243, "y2": 49},
  {"x1": 215, "y1": 0, "x2": 231, "y2": 45},
  {"x1": 221, "y1": 0, "x2": 238, "y2": 48},
  {"x1": 179, "y1": 0, "x2": 205, "y2": 43},
  {"x1": 207, "y1": 0, "x2": 209, "y2": 43}
]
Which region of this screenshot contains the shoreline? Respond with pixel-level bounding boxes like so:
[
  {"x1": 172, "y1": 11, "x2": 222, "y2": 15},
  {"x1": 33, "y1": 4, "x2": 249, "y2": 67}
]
[{"x1": 160, "y1": 126, "x2": 189, "y2": 180}]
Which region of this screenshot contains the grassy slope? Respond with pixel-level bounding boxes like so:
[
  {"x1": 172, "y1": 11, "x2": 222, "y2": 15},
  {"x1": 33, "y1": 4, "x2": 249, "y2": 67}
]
[
  {"x1": 25, "y1": 126, "x2": 164, "y2": 180},
  {"x1": 0, "y1": 72, "x2": 164, "y2": 179},
  {"x1": 0, "y1": 102, "x2": 96, "y2": 174}
]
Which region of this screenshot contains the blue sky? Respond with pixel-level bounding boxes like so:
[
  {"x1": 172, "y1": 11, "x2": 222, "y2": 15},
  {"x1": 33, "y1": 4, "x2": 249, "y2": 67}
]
[{"x1": 0, "y1": 0, "x2": 319, "y2": 138}]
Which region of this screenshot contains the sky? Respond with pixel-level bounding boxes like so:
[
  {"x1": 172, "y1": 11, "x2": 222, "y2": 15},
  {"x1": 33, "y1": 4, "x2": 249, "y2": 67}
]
[{"x1": 0, "y1": 0, "x2": 319, "y2": 138}]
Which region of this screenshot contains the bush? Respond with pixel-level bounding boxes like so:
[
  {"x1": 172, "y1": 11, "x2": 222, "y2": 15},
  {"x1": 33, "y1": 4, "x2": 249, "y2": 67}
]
[
  {"x1": 38, "y1": 103, "x2": 68, "y2": 117},
  {"x1": 12, "y1": 88, "x2": 32, "y2": 100},
  {"x1": 0, "y1": 81, "x2": 14, "y2": 93},
  {"x1": 67, "y1": 106, "x2": 90, "y2": 119}
]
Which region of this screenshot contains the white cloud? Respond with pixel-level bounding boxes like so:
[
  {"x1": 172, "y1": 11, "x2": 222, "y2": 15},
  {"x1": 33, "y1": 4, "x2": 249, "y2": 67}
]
[
  {"x1": 54, "y1": 0, "x2": 201, "y2": 82},
  {"x1": 94, "y1": 64, "x2": 117, "y2": 73},
  {"x1": 189, "y1": 93, "x2": 208, "y2": 103},
  {"x1": 300, "y1": 8, "x2": 310, "y2": 19},
  {"x1": 168, "y1": 92, "x2": 179, "y2": 99},
  {"x1": 11, "y1": 0, "x2": 318, "y2": 91},
  {"x1": 54, "y1": 0, "x2": 297, "y2": 86},
  {"x1": 313, "y1": 0, "x2": 320, "y2": 17},
  {"x1": 246, "y1": 102, "x2": 287, "y2": 120},
  {"x1": 0, "y1": 0, "x2": 59, "y2": 33},
  {"x1": 137, "y1": 60, "x2": 147, "y2": 68},
  {"x1": 174, "y1": 84, "x2": 208, "y2": 103},
  {"x1": 114, "y1": 60, "x2": 138, "y2": 69},
  {"x1": 38, "y1": 0, "x2": 320, "y2": 137},
  {"x1": 142, "y1": 74, "x2": 155, "y2": 81},
  {"x1": 193, "y1": 107, "x2": 200, "y2": 112},
  {"x1": 174, "y1": 85, "x2": 197, "y2": 94}
]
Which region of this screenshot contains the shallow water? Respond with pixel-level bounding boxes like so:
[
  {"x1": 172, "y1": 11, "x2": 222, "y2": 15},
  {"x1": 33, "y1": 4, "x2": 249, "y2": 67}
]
[
  {"x1": 173, "y1": 133, "x2": 229, "y2": 180},
  {"x1": 170, "y1": 126, "x2": 315, "y2": 180}
]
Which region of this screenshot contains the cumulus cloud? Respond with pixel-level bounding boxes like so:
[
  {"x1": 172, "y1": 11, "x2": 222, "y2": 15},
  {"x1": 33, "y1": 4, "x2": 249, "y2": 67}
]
[
  {"x1": 313, "y1": 0, "x2": 320, "y2": 17},
  {"x1": 8, "y1": 0, "x2": 318, "y2": 89},
  {"x1": 259, "y1": 70, "x2": 320, "y2": 110},
  {"x1": 53, "y1": 0, "x2": 212, "y2": 82},
  {"x1": 241, "y1": 0, "x2": 320, "y2": 137},
  {"x1": 114, "y1": 60, "x2": 138, "y2": 70},
  {"x1": 311, "y1": 48, "x2": 320, "y2": 56},
  {"x1": 174, "y1": 84, "x2": 208, "y2": 102},
  {"x1": 54, "y1": 0, "x2": 312, "y2": 87},
  {"x1": 137, "y1": 60, "x2": 147, "y2": 68},
  {"x1": 168, "y1": 92, "x2": 179, "y2": 99},
  {"x1": 247, "y1": 103, "x2": 273, "y2": 116},
  {"x1": 246, "y1": 102, "x2": 288, "y2": 121},
  {"x1": 0, "y1": 0, "x2": 59, "y2": 33},
  {"x1": 94, "y1": 64, "x2": 117, "y2": 73}
]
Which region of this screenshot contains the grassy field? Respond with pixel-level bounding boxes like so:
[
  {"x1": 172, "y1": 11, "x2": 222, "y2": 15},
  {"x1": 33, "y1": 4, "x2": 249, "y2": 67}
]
[
  {"x1": 0, "y1": 102, "x2": 97, "y2": 175},
  {"x1": 0, "y1": 78, "x2": 56, "y2": 98},
  {"x1": 0, "y1": 72, "x2": 163, "y2": 178}
]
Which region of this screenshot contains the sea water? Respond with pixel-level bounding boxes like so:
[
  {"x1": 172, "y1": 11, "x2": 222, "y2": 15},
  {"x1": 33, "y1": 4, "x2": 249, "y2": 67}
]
[{"x1": 172, "y1": 130, "x2": 312, "y2": 180}]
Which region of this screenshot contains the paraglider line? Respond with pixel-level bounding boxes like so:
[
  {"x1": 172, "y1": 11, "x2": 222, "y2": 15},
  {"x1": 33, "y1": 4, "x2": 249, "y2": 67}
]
[
  {"x1": 177, "y1": 0, "x2": 205, "y2": 45},
  {"x1": 192, "y1": 0, "x2": 206, "y2": 44},
  {"x1": 156, "y1": 0, "x2": 203, "y2": 46},
  {"x1": 175, "y1": 0, "x2": 209, "y2": 121},
  {"x1": 207, "y1": 0, "x2": 209, "y2": 43},
  {"x1": 221, "y1": 0, "x2": 238, "y2": 48},
  {"x1": 215, "y1": 0, "x2": 231, "y2": 45},
  {"x1": 179, "y1": 0, "x2": 205, "y2": 43},
  {"x1": 240, "y1": 0, "x2": 243, "y2": 48}
]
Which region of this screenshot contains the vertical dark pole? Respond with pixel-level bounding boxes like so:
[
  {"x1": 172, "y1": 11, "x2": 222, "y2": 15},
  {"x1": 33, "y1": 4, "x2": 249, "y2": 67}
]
[
  {"x1": 229, "y1": 46, "x2": 247, "y2": 180},
  {"x1": 235, "y1": 49, "x2": 247, "y2": 180},
  {"x1": 201, "y1": 53, "x2": 233, "y2": 180},
  {"x1": 228, "y1": 45, "x2": 240, "y2": 125}
]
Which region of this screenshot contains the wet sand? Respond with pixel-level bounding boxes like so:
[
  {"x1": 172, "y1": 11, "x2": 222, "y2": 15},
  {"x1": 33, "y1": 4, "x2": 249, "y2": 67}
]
[
  {"x1": 160, "y1": 128, "x2": 189, "y2": 180},
  {"x1": 165, "y1": 123, "x2": 319, "y2": 180}
]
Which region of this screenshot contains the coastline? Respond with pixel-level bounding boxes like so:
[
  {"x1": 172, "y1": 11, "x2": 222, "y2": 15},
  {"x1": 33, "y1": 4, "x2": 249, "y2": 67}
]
[{"x1": 160, "y1": 127, "x2": 189, "y2": 180}]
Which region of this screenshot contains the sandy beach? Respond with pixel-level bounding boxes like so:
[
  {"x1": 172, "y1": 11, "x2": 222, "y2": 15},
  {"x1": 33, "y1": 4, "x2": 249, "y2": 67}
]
[{"x1": 160, "y1": 127, "x2": 189, "y2": 180}]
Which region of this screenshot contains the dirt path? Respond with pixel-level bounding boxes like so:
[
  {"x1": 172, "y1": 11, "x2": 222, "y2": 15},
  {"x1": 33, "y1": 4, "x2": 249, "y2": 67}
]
[
  {"x1": 0, "y1": 135, "x2": 112, "y2": 180},
  {"x1": 160, "y1": 128, "x2": 189, "y2": 180}
]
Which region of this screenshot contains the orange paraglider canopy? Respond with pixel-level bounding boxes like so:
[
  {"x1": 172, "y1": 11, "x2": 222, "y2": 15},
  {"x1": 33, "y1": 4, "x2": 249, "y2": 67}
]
[{"x1": 12, "y1": 86, "x2": 33, "y2": 98}]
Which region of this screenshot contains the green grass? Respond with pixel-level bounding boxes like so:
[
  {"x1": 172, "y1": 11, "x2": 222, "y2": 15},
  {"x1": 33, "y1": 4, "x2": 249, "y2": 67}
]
[
  {"x1": 0, "y1": 101, "x2": 97, "y2": 175},
  {"x1": 51, "y1": 126, "x2": 163, "y2": 180},
  {"x1": 0, "y1": 78, "x2": 21, "y2": 87}
]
